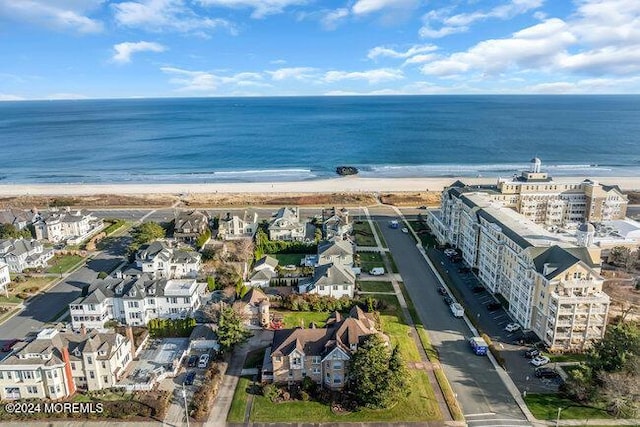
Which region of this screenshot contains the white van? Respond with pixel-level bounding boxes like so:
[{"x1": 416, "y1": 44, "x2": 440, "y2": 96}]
[
  {"x1": 450, "y1": 303, "x2": 464, "y2": 318},
  {"x1": 198, "y1": 353, "x2": 210, "y2": 368},
  {"x1": 369, "y1": 267, "x2": 385, "y2": 276}
]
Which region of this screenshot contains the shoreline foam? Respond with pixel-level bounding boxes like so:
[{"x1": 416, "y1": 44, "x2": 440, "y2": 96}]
[{"x1": 0, "y1": 176, "x2": 639, "y2": 197}]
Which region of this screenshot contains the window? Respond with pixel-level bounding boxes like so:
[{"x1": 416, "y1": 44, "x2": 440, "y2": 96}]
[
  {"x1": 312, "y1": 367, "x2": 320, "y2": 374},
  {"x1": 148, "y1": 298, "x2": 155, "y2": 305},
  {"x1": 312, "y1": 356, "x2": 321, "y2": 364},
  {"x1": 89, "y1": 371, "x2": 95, "y2": 379},
  {"x1": 71, "y1": 362, "x2": 76, "y2": 370},
  {"x1": 183, "y1": 297, "x2": 190, "y2": 304},
  {"x1": 103, "y1": 376, "x2": 108, "y2": 383},
  {"x1": 27, "y1": 386, "x2": 37, "y2": 394},
  {"x1": 23, "y1": 371, "x2": 34, "y2": 380},
  {"x1": 333, "y1": 361, "x2": 342, "y2": 370},
  {"x1": 292, "y1": 357, "x2": 301, "y2": 365},
  {"x1": 0, "y1": 372, "x2": 3, "y2": 379},
  {"x1": 102, "y1": 361, "x2": 106, "y2": 369},
  {"x1": 167, "y1": 297, "x2": 178, "y2": 304},
  {"x1": 87, "y1": 356, "x2": 93, "y2": 365},
  {"x1": 274, "y1": 356, "x2": 282, "y2": 363},
  {"x1": 333, "y1": 285, "x2": 338, "y2": 290}
]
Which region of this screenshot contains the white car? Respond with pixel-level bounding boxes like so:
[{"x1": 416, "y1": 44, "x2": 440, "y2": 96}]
[
  {"x1": 505, "y1": 323, "x2": 521, "y2": 332},
  {"x1": 530, "y1": 355, "x2": 550, "y2": 367},
  {"x1": 444, "y1": 249, "x2": 456, "y2": 256},
  {"x1": 198, "y1": 353, "x2": 210, "y2": 368},
  {"x1": 401, "y1": 227, "x2": 408, "y2": 233}
]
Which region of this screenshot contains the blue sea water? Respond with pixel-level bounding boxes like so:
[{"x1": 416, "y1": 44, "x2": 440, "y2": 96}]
[{"x1": 0, "y1": 95, "x2": 639, "y2": 184}]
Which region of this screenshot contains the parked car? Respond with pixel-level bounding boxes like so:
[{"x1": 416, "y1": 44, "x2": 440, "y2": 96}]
[
  {"x1": 1, "y1": 339, "x2": 20, "y2": 352},
  {"x1": 437, "y1": 286, "x2": 447, "y2": 295},
  {"x1": 184, "y1": 371, "x2": 196, "y2": 385},
  {"x1": 505, "y1": 323, "x2": 521, "y2": 332},
  {"x1": 418, "y1": 205, "x2": 427, "y2": 210},
  {"x1": 369, "y1": 267, "x2": 385, "y2": 276},
  {"x1": 198, "y1": 353, "x2": 210, "y2": 368},
  {"x1": 401, "y1": 227, "x2": 409, "y2": 233},
  {"x1": 472, "y1": 285, "x2": 485, "y2": 293},
  {"x1": 530, "y1": 355, "x2": 550, "y2": 367},
  {"x1": 187, "y1": 355, "x2": 198, "y2": 367},
  {"x1": 486, "y1": 302, "x2": 501, "y2": 311},
  {"x1": 535, "y1": 367, "x2": 559, "y2": 379},
  {"x1": 443, "y1": 296, "x2": 453, "y2": 305},
  {"x1": 524, "y1": 348, "x2": 541, "y2": 358}
]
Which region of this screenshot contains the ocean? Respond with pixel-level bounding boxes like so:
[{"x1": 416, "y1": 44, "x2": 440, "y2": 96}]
[{"x1": 1, "y1": 95, "x2": 639, "y2": 184}]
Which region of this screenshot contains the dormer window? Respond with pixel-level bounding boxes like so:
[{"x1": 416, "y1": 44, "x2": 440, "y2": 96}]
[{"x1": 98, "y1": 350, "x2": 106, "y2": 357}]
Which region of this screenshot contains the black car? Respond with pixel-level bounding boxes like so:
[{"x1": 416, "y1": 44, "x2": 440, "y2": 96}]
[
  {"x1": 472, "y1": 285, "x2": 485, "y2": 293},
  {"x1": 187, "y1": 355, "x2": 198, "y2": 367},
  {"x1": 524, "y1": 348, "x2": 541, "y2": 358},
  {"x1": 184, "y1": 371, "x2": 196, "y2": 385},
  {"x1": 437, "y1": 287, "x2": 447, "y2": 295},
  {"x1": 443, "y1": 296, "x2": 453, "y2": 305},
  {"x1": 535, "y1": 367, "x2": 560, "y2": 379},
  {"x1": 486, "y1": 302, "x2": 501, "y2": 311}
]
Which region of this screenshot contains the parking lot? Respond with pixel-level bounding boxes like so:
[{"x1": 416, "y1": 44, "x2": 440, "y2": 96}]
[{"x1": 432, "y1": 248, "x2": 564, "y2": 394}]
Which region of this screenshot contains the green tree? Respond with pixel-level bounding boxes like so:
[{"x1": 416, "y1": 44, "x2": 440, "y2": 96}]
[
  {"x1": 196, "y1": 229, "x2": 212, "y2": 250},
  {"x1": 0, "y1": 223, "x2": 32, "y2": 239},
  {"x1": 608, "y1": 246, "x2": 631, "y2": 267},
  {"x1": 347, "y1": 335, "x2": 409, "y2": 409},
  {"x1": 207, "y1": 276, "x2": 217, "y2": 292},
  {"x1": 589, "y1": 322, "x2": 640, "y2": 373},
  {"x1": 131, "y1": 222, "x2": 165, "y2": 245},
  {"x1": 217, "y1": 306, "x2": 251, "y2": 350},
  {"x1": 235, "y1": 277, "x2": 248, "y2": 298}
]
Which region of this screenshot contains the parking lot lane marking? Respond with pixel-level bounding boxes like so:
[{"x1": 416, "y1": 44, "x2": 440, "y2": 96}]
[{"x1": 494, "y1": 314, "x2": 506, "y2": 319}]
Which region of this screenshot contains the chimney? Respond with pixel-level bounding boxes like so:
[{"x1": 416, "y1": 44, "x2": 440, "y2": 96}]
[
  {"x1": 61, "y1": 347, "x2": 76, "y2": 396},
  {"x1": 80, "y1": 323, "x2": 86, "y2": 336},
  {"x1": 125, "y1": 325, "x2": 136, "y2": 360}
]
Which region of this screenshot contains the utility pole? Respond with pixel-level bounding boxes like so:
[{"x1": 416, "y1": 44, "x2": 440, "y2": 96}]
[{"x1": 182, "y1": 383, "x2": 190, "y2": 427}]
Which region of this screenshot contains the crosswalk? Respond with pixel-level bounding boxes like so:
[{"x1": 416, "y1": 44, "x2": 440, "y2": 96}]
[{"x1": 465, "y1": 412, "x2": 533, "y2": 427}]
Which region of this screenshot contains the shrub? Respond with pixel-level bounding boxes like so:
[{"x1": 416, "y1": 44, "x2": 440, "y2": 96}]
[
  {"x1": 262, "y1": 384, "x2": 280, "y2": 402},
  {"x1": 97, "y1": 271, "x2": 109, "y2": 279},
  {"x1": 16, "y1": 292, "x2": 29, "y2": 300}
]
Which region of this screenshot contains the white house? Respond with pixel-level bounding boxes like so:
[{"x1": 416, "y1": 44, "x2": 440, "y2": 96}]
[
  {"x1": 33, "y1": 208, "x2": 102, "y2": 243},
  {"x1": 69, "y1": 274, "x2": 205, "y2": 329},
  {"x1": 268, "y1": 207, "x2": 306, "y2": 241},
  {"x1": 0, "y1": 208, "x2": 38, "y2": 230},
  {"x1": 135, "y1": 241, "x2": 201, "y2": 279},
  {"x1": 0, "y1": 327, "x2": 132, "y2": 400},
  {"x1": 322, "y1": 207, "x2": 352, "y2": 239},
  {"x1": 317, "y1": 238, "x2": 354, "y2": 267},
  {"x1": 218, "y1": 211, "x2": 259, "y2": 240},
  {"x1": 247, "y1": 255, "x2": 279, "y2": 287},
  {"x1": 0, "y1": 238, "x2": 54, "y2": 273},
  {"x1": 0, "y1": 262, "x2": 9, "y2": 295},
  {"x1": 298, "y1": 262, "x2": 355, "y2": 298}
]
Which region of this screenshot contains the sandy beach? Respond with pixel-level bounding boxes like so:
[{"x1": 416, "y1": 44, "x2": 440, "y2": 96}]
[{"x1": 0, "y1": 175, "x2": 639, "y2": 197}]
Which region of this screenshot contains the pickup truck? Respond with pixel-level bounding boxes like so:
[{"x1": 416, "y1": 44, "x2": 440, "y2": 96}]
[
  {"x1": 469, "y1": 336, "x2": 488, "y2": 355},
  {"x1": 450, "y1": 302, "x2": 464, "y2": 318}
]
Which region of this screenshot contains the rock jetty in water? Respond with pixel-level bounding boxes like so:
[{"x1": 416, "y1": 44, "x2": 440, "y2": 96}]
[{"x1": 336, "y1": 166, "x2": 358, "y2": 176}]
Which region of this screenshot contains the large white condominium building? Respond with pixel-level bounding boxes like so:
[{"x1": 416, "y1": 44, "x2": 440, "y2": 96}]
[{"x1": 429, "y1": 187, "x2": 610, "y2": 351}]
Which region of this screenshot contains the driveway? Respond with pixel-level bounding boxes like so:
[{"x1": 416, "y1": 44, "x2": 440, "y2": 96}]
[{"x1": 369, "y1": 206, "x2": 531, "y2": 427}]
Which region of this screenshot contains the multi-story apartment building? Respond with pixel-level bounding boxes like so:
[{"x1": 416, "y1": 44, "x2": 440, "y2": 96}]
[
  {"x1": 33, "y1": 209, "x2": 103, "y2": 243},
  {"x1": 263, "y1": 306, "x2": 383, "y2": 389},
  {"x1": 135, "y1": 241, "x2": 201, "y2": 279},
  {"x1": 0, "y1": 238, "x2": 54, "y2": 273},
  {"x1": 0, "y1": 327, "x2": 132, "y2": 400},
  {"x1": 69, "y1": 274, "x2": 204, "y2": 329},
  {"x1": 269, "y1": 207, "x2": 307, "y2": 241},
  {"x1": 0, "y1": 262, "x2": 9, "y2": 295},
  {"x1": 218, "y1": 211, "x2": 259, "y2": 240},
  {"x1": 429, "y1": 188, "x2": 610, "y2": 351}
]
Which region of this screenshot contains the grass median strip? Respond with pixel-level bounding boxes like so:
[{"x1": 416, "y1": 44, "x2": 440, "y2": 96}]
[
  {"x1": 227, "y1": 376, "x2": 251, "y2": 423},
  {"x1": 524, "y1": 394, "x2": 613, "y2": 420}
]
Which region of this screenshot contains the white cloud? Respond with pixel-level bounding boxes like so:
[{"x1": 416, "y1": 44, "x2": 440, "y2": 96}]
[
  {"x1": 321, "y1": 8, "x2": 349, "y2": 30},
  {"x1": 0, "y1": 0, "x2": 103, "y2": 33},
  {"x1": 113, "y1": 0, "x2": 235, "y2": 35},
  {"x1": 0, "y1": 93, "x2": 25, "y2": 101},
  {"x1": 351, "y1": 0, "x2": 417, "y2": 16},
  {"x1": 270, "y1": 59, "x2": 287, "y2": 65},
  {"x1": 196, "y1": 0, "x2": 307, "y2": 19},
  {"x1": 420, "y1": 0, "x2": 544, "y2": 39},
  {"x1": 402, "y1": 54, "x2": 437, "y2": 66},
  {"x1": 367, "y1": 44, "x2": 437, "y2": 60},
  {"x1": 267, "y1": 67, "x2": 317, "y2": 81},
  {"x1": 46, "y1": 93, "x2": 89, "y2": 100},
  {"x1": 323, "y1": 68, "x2": 404, "y2": 84},
  {"x1": 112, "y1": 41, "x2": 167, "y2": 63},
  {"x1": 161, "y1": 66, "x2": 266, "y2": 92}
]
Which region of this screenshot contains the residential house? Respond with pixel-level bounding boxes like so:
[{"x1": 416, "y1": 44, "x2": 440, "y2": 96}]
[
  {"x1": 247, "y1": 255, "x2": 278, "y2": 287},
  {"x1": 322, "y1": 207, "x2": 352, "y2": 239},
  {"x1": 0, "y1": 327, "x2": 132, "y2": 400},
  {"x1": 269, "y1": 207, "x2": 306, "y2": 241},
  {"x1": 317, "y1": 238, "x2": 354, "y2": 267},
  {"x1": 0, "y1": 208, "x2": 38, "y2": 230},
  {"x1": 33, "y1": 208, "x2": 103, "y2": 243},
  {"x1": 0, "y1": 262, "x2": 9, "y2": 295},
  {"x1": 135, "y1": 241, "x2": 201, "y2": 279},
  {"x1": 174, "y1": 210, "x2": 210, "y2": 243},
  {"x1": 189, "y1": 325, "x2": 220, "y2": 351},
  {"x1": 69, "y1": 274, "x2": 205, "y2": 329},
  {"x1": 0, "y1": 238, "x2": 54, "y2": 273},
  {"x1": 263, "y1": 306, "x2": 382, "y2": 389},
  {"x1": 233, "y1": 288, "x2": 270, "y2": 328},
  {"x1": 217, "y1": 211, "x2": 259, "y2": 240},
  {"x1": 298, "y1": 262, "x2": 355, "y2": 298}
]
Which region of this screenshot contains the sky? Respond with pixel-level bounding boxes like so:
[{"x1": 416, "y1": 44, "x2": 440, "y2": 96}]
[{"x1": 1, "y1": 0, "x2": 639, "y2": 99}]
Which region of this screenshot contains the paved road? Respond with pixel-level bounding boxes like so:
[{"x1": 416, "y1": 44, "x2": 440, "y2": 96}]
[{"x1": 369, "y1": 206, "x2": 530, "y2": 427}]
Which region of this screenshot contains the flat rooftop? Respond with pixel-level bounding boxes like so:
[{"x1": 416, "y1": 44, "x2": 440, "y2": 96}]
[{"x1": 164, "y1": 279, "x2": 196, "y2": 296}]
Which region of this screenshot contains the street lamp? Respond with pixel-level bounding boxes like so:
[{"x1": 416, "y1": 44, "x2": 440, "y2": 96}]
[
  {"x1": 556, "y1": 407, "x2": 562, "y2": 427},
  {"x1": 182, "y1": 383, "x2": 190, "y2": 427}
]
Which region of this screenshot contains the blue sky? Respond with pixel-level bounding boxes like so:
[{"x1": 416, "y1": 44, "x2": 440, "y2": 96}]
[{"x1": 1, "y1": 0, "x2": 639, "y2": 99}]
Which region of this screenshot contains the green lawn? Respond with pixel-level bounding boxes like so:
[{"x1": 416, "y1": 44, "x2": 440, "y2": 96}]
[
  {"x1": 47, "y1": 254, "x2": 85, "y2": 273},
  {"x1": 352, "y1": 221, "x2": 377, "y2": 247},
  {"x1": 278, "y1": 311, "x2": 330, "y2": 328},
  {"x1": 250, "y1": 369, "x2": 440, "y2": 422},
  {"x1": 227, "y1": 377, "x2": 251, "y2": 423},
  {"x1": 358, "y1": 281, "x2": 394, "y2": 293},
  {"x1": 103, "y1": 219, "x2": 128, "y2": 236},
  {"x1": 546, "y1": 353, "x2": 588, "y2": 363},
  {"x1": 372, "y1": 222, "x2": 388, "y2": 248},
  {"x1": 385, "y1": 253, "x2": 399, "y2": 273},
  {"x1": 382, "y1": 313, "x2": 420, "y2": 363},
  {"x1": 357, "y1": 252, "x2": 384, "y2": 272},
  {"x1": 2, "y1": 276, "x2": 55, "y2": 303},
  {"x1": 408, "y1": 221, "x2": 438, "y2": 248},
  {"x1": 524, "y1": 394, "x2": 613, "y2": 420},
  {"x1": 268, "y1": 253, "x2": 307, "y2": 267}
]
